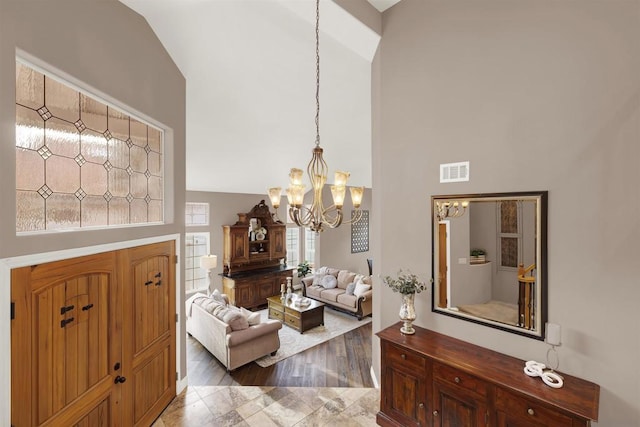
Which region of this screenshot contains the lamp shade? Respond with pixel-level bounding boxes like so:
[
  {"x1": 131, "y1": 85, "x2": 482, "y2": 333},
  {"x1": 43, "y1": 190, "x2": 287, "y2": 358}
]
[{"x1": 200, "y1": 254, "x2": 218, "y2": 270}]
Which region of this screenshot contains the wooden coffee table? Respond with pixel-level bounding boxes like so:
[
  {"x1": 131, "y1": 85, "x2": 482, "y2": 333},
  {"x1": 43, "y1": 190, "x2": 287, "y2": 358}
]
[{"x1": 267, "y1": 295, "x2": 325, "y2": 334}]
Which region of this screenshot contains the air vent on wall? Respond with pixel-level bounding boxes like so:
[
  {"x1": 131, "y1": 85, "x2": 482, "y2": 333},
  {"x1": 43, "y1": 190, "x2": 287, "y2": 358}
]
[{"x1": 440, "y1": 161, "x2": 470, "y2": 183}]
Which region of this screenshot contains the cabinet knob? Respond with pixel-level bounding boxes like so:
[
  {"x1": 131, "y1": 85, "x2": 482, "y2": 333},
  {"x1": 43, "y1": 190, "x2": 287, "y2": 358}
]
[
  {"x1": 454, "y1": 376, "x2": 461, "y2": 384},
  {"x1": 419, "y1": 403, "x2": 424, "y2": 409},
  {"x1": 527, "y1": 408, "x2": 535, "y2": 416},
  {"x1": 401, "y1": 354, "x2": 406, "y2": 360},
  {"x1": 433, "y1": 410, "x2": 439, "y2": 417}
]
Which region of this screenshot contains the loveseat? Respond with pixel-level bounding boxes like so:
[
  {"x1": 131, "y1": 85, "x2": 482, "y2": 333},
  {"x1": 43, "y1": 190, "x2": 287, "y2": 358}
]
[
  {"x1": 301, "y1": 267, "x2": 373, "y2": 320},
  {"x1": 186, "y1": 292, "x2": 282, "y2": 370}
]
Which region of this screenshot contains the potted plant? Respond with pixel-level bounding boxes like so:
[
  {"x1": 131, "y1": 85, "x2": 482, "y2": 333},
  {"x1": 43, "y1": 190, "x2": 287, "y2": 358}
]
[
  {"x1": 297, "y1": 260, "x2": 311, "y2": 278},
  {"x1": 470, "y1": 249, "x2": 486, "y2": 264},
  {"x1": 382, "y1": 270, "x2": 428, "y2": 335}
]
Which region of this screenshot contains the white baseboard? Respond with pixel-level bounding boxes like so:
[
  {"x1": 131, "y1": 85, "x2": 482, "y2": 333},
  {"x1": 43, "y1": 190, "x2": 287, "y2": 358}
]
[
  {"x1": 370, "y1": 366, "x2": 379, "y2": 389},
  {"x1": 177, "y1": 375, "x2": 189, "y2": 394}
]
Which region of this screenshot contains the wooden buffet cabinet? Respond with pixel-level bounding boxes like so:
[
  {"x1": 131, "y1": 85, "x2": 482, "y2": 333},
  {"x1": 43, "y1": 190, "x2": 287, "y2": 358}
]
[
  {"x1": 221, "y1": 200, "x2": 293, "y2": 309},
  {"x1": 377, "y1": 323, "x2": 599, "y2": 427}
]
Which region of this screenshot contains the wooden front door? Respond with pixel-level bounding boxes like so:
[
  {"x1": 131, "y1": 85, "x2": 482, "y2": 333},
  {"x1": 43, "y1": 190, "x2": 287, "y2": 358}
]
[
  {"x1": 120, "y1": 241, "x2": 176, "y2": 426},
  {"x1": 11, "y1": 241, "x2": 176, "y2": 427},
  {"x1": 12, "y1": 252, "x2": 121, "y2": 427}
]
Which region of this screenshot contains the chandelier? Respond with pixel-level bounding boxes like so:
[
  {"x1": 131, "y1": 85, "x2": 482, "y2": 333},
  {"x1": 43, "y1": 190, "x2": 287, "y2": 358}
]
[
  {"x1": 435, "y1": 200, "x2": 469, "y2": 222},
  {"x1": 267, "y1": 0, "x2": 363, "y2": 233}
]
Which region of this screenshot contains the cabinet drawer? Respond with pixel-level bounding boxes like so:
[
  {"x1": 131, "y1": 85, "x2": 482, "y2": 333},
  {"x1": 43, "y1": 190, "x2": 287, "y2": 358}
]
[
  {"x1": 495, "y1": 387, "x2": 573, "y2": 426},
  {"x1": 284, "y1": 307, "x2": 301, "y2": 317},
  {"x1": 285, "y1": 313, "x2": 301, "y2": 329},
  {"x1": 269, "y1": 308, "x2": 284, "y2": 321},
  {"x1": 386, "y1": 344, "x2": 426, "y2": 374},
  {"x1": 433, "y1": 362, "x2": 487, "y2": 398}
]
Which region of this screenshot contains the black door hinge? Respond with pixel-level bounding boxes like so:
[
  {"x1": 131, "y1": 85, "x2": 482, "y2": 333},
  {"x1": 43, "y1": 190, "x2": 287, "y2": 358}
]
[{"x1": 11, "y1": 302, "x2": 15, "y2": 320}]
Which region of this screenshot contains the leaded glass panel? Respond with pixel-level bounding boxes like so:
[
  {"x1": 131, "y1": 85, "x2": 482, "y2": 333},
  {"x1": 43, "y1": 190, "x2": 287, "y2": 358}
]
[
  {"x1": 16, "y1": 191, "x2": 45, "y2": 231},
  {"x1": 500, "y1": 200, "x2": 518, "y2": 233},
  {"x1": 45, "y1": 117, "x2": 80, "y2": 157},
  {"x1": 130, "y1": 145, "x2": 147, "y2": 172},
  {"x1": 16, "y1": 148, "x2": 45, "y2": 190},
  {"x1": 15, "y1": 61, "x2": 164, "y2": 232},
  {"x1": 130, "y1": 199, "x2": 148, "y2": 224},
  {"x1": 16, "y1": 64, "x2": 44, "y2": 109},
  {"x1": 501, "y1": 237, "x2": 518, "y2": 268},
  {"x1": 108, "y1": 198, "x2": 129, "y2": 225},
  {"x1": 16, "y1": 105, "x2": 44, "y2": 150},
  {"x1": 81, "y1": 196, "x2": 108, "y2": 227},
  {"x1": 47, "y1": 156, "x2": 79, "y2": 193},
  {"x1": 80, "y1": 93, "x2": 107, "y2": 132},
  {"x1": 45, "y1": 77, "x2": 79, "y2": 123},
  {"x1": 46, "y1": 193, "x2": 81, "y2": 229},
  {"x1": 80, "y1": 130, "x2": 108, "y2": 163}
]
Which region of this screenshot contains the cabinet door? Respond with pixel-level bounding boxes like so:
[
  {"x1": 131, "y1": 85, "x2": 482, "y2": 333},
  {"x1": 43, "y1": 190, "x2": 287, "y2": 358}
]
[
  {"x1": 433, "y1": 381, "x2": 487, "y2": 427},
  {"x1": 270, "y1": 226, "x2": 286, "y2": 259},
  {"x1": 257, "y1": 277, "x2": 276, "y2": 301},
  {"x1": 380, "y1": 343, "x2": 429, "y2": 427},
  {"x1": 432, "y1": 362, "x2": 489, "y2": 427},
  {"x1": 236, "y1": 282, "x2": 254, "y2": 307},
  {"x1": 229, "y1": 227, "x2": 249, "y2": 263}
]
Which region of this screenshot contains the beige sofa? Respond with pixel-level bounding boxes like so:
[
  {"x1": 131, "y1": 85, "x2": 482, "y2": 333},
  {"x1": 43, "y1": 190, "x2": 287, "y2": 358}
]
[
  {"x1": 302, "y1": 267, "x2": 373, "y2": 320},
  {"x1": 186, "y1": 293, "x2": 282, "y2": 371}
]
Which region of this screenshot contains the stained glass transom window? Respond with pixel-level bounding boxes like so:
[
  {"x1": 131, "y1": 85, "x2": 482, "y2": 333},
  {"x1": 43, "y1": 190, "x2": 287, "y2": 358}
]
[
  {"x1": 499, "y1": 201, "x2": 520, "y2": 269},
  {"x1": 15, "y1": 61, "x2": 164, "y2": 232},
  {"x1": 351, "y1": 210, "x2": 369, "y2": 253}
]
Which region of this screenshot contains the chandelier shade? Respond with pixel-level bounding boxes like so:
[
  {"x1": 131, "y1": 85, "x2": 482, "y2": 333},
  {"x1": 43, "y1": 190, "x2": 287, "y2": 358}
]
[{"x1": 435, "y1": 200, "x2": 469, "y2": 221}]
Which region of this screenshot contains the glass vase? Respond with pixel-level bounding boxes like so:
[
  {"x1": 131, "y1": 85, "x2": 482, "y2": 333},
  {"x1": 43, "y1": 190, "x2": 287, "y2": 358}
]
[{"x1": 399, "y1": 293, "x2": 416, "y2": 335}]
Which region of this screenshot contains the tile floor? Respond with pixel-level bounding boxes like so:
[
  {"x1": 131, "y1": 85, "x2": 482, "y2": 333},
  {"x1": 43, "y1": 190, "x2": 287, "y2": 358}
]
[{"x1": 153, "y1": 385, "x2": 380, "y2": 426}]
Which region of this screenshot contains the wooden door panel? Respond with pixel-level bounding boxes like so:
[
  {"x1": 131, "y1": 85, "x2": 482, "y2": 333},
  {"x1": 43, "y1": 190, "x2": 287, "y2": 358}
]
[
  {"x1": 12, "y1": 252, "x2": 121, "y2": 427},
  {"x1": 122, "y1": 241, "x2": 176, "y2": 426},
  {"x1": 133, "y1": 343, "x2": 171, "y2": 424},
  {"x1": 133, "y1": 256, "x2": 170, "y2": 354},
  {"x1": 73, "y1": 397, "x2": 110, "y2": 427}
]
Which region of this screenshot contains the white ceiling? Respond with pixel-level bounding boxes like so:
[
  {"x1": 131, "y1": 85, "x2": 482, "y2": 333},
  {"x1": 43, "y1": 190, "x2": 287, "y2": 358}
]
[{"x1": 120, "y1": 0, "x2": 389, "y2": 195}]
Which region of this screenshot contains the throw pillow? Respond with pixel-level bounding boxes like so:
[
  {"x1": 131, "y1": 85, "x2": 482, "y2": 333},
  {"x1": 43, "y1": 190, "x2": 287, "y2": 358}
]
[
  {"x1": 337, "y1": 270, "x2": 356, "y2": 288},
  {"x1": 240, "y1": 307, "x2": 261, "y2": 326},
  {"x1": 354, "y1": 283, "x2": 371, "y2": 298},
  {"x1": 321, "y1": 274, "x2": 338, "y2": 289},
  {"x1": 210, "y1": 289, "x2": 227, "y2": 305},
  {"x1": 218, "y1": 306, "x2": 249, "y2": 331},
  {"x1": 345, "y1": 282, "x2": 356, "y2": 296},
  {"x1": 312, "y1": 272, "x2": 326, "y2": 286}
]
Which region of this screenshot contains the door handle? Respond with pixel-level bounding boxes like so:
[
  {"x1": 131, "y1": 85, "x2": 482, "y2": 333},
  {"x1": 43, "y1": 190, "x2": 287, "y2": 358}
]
[{"x1": 114, "y1": 375, "x2": 127, "y2": 384}]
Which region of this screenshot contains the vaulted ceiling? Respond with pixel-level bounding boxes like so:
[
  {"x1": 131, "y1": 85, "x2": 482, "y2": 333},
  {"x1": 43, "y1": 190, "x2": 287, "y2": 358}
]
[{"x1": 119, "y1": 0, "x2": 399, "y2": 194}]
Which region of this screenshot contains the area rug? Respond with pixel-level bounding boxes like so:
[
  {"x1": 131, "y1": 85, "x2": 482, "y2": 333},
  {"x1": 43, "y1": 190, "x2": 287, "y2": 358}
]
[
  {"x1": 457, "y1": 300, "x2": 518, "y2": 326},
  {"x1": 254, "y1": 308, "x2": 372, "y2": 367}
]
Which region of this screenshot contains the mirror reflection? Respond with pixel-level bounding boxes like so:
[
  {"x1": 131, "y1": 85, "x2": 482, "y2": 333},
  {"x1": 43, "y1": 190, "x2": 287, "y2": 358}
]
[{"x1": 432, "y1": 192, "x2": 547, "y2": 339}]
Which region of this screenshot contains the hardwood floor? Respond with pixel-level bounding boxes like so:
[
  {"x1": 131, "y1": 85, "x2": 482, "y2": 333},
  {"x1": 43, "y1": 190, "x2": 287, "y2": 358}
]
[{"x1": 187, "y1": 322, "x2": 373, "y2": 388}]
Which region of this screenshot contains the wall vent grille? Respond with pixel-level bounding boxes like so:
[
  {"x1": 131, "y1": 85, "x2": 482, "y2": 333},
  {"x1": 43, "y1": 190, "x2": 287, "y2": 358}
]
[{"x1": 440, "y1": 161, "x2": 470, "y2": 183}]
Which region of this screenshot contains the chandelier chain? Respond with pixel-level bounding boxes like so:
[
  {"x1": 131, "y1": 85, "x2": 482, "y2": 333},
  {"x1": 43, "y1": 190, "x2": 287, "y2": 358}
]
[{"x1": 315, "y1": 0, "x2": 320, "y2": 147}]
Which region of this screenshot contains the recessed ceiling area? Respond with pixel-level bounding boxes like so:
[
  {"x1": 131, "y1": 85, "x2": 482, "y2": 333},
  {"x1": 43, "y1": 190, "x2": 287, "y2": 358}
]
[{"x1": 120, "y1": 0, "x2": 385, "y2": 194}]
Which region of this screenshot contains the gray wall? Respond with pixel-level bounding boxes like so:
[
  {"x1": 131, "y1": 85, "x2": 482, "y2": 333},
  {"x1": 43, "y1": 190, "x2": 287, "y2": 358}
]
[
  {"x1": 372, "y1": 0, "x2": 639, "y2": 425},
  {"x1": 317, "y1": 187, "x2": 373, "y2": 275},
  {"x1": 0, "y1": 0, "x2": 187, "y2": 378}
]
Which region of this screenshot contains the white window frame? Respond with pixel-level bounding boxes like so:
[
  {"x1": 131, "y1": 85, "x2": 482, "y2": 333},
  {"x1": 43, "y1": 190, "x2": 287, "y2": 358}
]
[
  {"x1": 185, "y1": 202, "x2": 209, "y2": 227},
  {"x1": 185, "y1": 232, "x2": 210, "y2": 294}
]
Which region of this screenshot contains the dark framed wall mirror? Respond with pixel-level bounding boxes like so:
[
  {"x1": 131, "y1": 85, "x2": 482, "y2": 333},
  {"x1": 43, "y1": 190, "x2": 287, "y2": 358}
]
[{"x1": 431, "y1": 191, "x2": 548, "y2": 339}]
